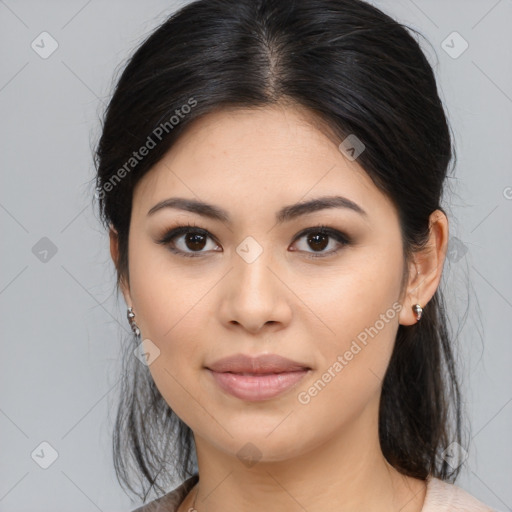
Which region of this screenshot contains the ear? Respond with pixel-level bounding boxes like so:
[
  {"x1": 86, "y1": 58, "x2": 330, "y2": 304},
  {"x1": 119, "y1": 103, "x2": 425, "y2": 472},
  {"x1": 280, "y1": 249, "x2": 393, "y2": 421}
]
[
  {"x1": 398, "y1": 209, "x2": 449, "y2": 326},
  {"x1": 109, "y1": 225, "x2": 132, "y2": 306}
]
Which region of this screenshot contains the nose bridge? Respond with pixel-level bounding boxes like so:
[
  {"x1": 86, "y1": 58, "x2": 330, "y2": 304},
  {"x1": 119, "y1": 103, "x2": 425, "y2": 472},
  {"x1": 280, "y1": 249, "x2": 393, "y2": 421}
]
[
  {"x1": 221, "y1": 234, "x2": 289, "y2": 331},
  {"x1": 233, "y1": 234, "x2": 277, "y2": 301}
]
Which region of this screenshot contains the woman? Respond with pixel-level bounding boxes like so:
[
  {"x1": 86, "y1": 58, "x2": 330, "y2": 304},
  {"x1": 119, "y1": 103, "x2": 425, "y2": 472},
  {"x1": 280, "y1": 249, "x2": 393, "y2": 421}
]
[{"x1": 94, "y1": 0, "x2": 497, "y2": 510}]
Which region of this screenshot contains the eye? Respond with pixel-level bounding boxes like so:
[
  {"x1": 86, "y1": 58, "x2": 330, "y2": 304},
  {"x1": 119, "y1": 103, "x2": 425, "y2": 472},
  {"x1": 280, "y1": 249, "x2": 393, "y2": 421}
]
[
  {"x1": 291, "y1": 225, "x2": 350, "y2": 259},
  {"x1": 156, "y1": 223, "x2": 350, "y2": 259},
  {"x1": 156, "y1": 222, "x2": 220, "y2": 258}
]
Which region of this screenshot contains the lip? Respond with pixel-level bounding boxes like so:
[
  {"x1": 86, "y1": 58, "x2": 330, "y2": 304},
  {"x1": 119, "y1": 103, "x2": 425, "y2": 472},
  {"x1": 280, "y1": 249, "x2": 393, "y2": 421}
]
[
  {"x1": 206, "y1": 353, "x2": 311, "y2": 401},
  {"x1": 206, "y1": 353, "x2": 311, "y2": 373}
]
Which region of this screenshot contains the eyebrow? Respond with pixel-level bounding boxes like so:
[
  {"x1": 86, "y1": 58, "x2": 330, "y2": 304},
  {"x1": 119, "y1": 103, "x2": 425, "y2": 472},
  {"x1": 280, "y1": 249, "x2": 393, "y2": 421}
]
[{"x1": 147, "y1": 195, "x2": 368, "y2": 224}]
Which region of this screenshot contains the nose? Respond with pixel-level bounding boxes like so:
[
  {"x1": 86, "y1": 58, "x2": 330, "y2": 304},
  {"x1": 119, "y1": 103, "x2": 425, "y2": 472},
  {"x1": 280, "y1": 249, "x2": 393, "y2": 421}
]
[{"x1": 219, "y1": 249, "x2": 292, "y2": 334}]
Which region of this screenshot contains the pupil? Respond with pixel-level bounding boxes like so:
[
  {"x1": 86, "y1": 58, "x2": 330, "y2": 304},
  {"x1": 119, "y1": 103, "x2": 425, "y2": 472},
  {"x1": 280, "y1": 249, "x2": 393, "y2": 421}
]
[
  {"x1": 186, "y1": 233, "x2": 206, "y2": 251},
  {"x1": 309, "y1": 232, "x2": 328, "y2": 251}
]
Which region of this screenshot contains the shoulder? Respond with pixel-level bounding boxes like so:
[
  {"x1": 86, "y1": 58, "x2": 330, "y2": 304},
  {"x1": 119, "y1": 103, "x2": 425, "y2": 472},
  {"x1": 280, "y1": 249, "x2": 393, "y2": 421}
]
[
  {"x1": 131, "y1": 474, "x2": 199, "y2": 512},
  {"x1": 422, "y1": 476, "x2": 498, "y2": 512}
]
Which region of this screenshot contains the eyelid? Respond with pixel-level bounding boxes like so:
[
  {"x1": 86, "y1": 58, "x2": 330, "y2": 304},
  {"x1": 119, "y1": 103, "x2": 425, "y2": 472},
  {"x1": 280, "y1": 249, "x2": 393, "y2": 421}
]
[{"x1": 155, "y1": 222, "x2": 351, "y2": 258}]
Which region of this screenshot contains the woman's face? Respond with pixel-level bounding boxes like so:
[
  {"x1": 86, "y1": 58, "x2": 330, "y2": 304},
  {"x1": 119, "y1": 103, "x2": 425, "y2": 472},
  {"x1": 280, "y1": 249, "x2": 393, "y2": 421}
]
[{"x1": 118, "y1": 105, "x2": 415, "y2": 462}]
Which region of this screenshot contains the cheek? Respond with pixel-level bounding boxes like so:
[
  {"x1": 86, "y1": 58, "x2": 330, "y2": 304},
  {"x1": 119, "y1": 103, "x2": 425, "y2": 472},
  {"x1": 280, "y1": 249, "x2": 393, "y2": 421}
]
[
  {"x1": 126, "y1": 241, "x2": 208, "y2": 410},
  {"x1": 136, "y1": 301, "x2": 207, "y2": 428},
  {"x1": 128, "y1": 235, "x2": 206, "y2": 339},
  {"x1": 310, "y1": 256, "x2": 402, "y2": 346},
  {"x1": 290, "y1": 308, "x2": 399, "y2": 442},
  {"x1": 302, "y1": 255, "x2": 403, "y2": 402}
]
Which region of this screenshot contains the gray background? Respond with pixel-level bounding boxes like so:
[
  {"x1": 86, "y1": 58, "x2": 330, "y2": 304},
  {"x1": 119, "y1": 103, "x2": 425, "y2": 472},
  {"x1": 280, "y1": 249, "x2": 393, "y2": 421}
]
[{"x1": 1, "y1": 0, "x2": 511, "y2": 510}]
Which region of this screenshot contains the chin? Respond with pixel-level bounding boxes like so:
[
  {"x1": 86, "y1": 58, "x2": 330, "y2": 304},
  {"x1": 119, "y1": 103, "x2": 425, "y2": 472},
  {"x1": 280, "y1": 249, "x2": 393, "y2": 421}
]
[{"x1": 202, "y1": 423, "x2": 316, "y2": 463}]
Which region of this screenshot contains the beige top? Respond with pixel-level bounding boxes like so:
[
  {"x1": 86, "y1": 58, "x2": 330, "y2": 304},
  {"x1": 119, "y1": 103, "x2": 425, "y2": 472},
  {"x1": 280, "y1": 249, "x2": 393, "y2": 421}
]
[{"x1": 132, "y1": 473, "x2": 498, "y2": 511}]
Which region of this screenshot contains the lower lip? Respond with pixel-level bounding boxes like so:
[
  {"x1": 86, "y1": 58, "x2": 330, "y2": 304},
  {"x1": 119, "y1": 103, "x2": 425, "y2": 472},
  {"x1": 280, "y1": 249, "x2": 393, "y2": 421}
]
[{"x1": 207, "y1": 369, "x2": 309, "y2": 401}]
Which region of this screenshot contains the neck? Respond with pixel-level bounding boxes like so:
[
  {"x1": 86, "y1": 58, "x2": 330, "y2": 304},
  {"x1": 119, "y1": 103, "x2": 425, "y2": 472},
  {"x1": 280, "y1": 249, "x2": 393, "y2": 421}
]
[{"x1": 181, "y1": 398, "x2": 427, "y2": 512}]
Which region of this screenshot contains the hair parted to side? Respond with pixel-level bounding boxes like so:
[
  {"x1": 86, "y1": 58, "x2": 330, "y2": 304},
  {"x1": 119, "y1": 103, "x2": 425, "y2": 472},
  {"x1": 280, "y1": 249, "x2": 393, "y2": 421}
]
[{"x1": 93, "y1": 0, "x2": 465, "y2": 502}]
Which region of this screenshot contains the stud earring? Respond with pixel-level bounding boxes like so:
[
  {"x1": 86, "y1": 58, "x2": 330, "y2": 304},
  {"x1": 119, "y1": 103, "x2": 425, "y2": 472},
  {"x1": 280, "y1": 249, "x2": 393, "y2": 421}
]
[
  {"x1": 127, "y1": 307, "x2": 141, "y2": 337},
  {"x1": 412, "y1": 303, "x2": 423, "y2": 322}
]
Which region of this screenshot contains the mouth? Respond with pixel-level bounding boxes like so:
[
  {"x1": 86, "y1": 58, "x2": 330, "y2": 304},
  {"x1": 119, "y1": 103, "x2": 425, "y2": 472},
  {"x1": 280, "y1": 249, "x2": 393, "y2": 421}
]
[
  {"x1": 206, "y1": 353, "x2": 311, "y2": 374},
  {"x1": 205, "y1": 353, "x2": 312, "y2": 401},
  {"x1": 206, "y1": 367, "x2": 311, "y2": 401}
]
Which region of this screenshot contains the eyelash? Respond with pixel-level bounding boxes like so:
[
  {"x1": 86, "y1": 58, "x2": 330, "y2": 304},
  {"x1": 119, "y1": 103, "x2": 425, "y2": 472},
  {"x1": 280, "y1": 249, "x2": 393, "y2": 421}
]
[{"x1": 156, "y1": 222, "x2": 351, "y2": 259}]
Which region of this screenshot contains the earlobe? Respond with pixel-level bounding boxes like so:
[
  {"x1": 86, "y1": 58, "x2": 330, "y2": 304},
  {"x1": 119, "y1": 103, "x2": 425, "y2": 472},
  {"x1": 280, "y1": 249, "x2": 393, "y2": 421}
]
[
  {"x1": 398, "y1": 266, "x2": 423, "y2": 326},
  {"x1": 398, "y1": 209, "x2": 449, "y2": 326}
]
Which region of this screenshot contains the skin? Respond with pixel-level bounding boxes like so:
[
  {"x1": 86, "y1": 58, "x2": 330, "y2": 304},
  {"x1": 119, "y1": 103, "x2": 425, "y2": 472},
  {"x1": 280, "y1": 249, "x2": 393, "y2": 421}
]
[{"x1": 110, "y1": 104, "x2": 448, "y2": 512}]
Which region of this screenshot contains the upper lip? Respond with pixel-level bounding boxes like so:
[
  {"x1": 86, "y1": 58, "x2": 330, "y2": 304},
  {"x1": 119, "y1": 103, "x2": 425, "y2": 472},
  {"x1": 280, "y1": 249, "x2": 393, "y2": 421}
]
[{"x1": 206, "y1": 353, "x2": 311, "y2": 374}]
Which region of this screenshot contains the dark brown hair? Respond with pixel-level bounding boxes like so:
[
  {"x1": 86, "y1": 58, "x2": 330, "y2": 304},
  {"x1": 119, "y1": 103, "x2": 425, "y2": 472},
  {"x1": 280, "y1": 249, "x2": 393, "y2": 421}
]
[{"x1": 93, "y1": 0, "x2": 465, "y2": 501}]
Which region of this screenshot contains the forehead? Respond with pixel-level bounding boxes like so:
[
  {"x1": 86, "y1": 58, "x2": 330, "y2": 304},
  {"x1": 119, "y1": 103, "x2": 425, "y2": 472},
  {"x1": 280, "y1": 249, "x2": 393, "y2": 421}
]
[{"x1": 132, "y1": 105, "x2": 397, "y2": 226}]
